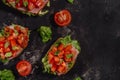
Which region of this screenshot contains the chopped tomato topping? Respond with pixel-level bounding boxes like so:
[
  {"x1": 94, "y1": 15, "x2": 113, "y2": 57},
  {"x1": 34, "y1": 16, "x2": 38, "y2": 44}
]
[
  {"x1": 7, "y1": 0, "x2": 49, "y2": 11},
  {"x1": 0, "y1": 25, "x2": 29, "y2": 60},
  {"x1": 47, "y1": 43, "x2": 77, "y2": 74}
]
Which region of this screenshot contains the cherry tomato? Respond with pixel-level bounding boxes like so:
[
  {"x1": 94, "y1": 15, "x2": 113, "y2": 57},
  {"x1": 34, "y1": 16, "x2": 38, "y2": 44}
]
[
  {"x1": 16, "y1": 60, "x2": 32, "y2": 76},
  {"x1": 54, "y1": 10, "x2": 72, "y2": 27}
]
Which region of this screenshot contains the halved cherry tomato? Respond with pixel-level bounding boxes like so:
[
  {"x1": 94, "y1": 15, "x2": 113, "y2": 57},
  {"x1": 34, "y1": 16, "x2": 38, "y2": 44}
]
[
  {"x1": 16, "y1": 60, "x2": 32, "y2": 76},
  {"x1": 54, "y1": 10, "x2": 72, "y2": 27}
]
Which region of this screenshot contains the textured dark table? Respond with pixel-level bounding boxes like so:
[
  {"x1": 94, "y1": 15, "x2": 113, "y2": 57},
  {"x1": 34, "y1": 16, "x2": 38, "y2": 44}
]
[{"x1": 0, "y1": 0, "x2": 120, "y2": 80}]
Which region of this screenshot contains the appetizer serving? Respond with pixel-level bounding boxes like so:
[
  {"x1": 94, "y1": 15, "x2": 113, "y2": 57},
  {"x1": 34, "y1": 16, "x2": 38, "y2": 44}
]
[
  {"x1": 2, "y1": 0, "x2": 50, "y2": 16},
  {"x1": 16, "y1": 60, "x2": 32, "y2": 76},
  {"x1": 42, "y1": 36, "x2": 80, "y2": 75},
  {"x1": 0, "y1": 24, "x2": 29, "y2": 62},
  {"x1": 54, "y1": 9, "x2": 72, "y2": 27}
]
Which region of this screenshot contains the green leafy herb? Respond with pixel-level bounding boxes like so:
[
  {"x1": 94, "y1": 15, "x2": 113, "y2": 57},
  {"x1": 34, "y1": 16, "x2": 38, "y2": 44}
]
[
  {"x1": 54, "y1": 51, "x2": 60, "y2": 55},
  {"x1": 66, "y1": 54, "x2": 73, "y2": 58},
  {"x1": 60, "y1": 35, "x2": 71, "y2": 45},
  {"x1": 23, "y1": 0, "x2": 28, "y2": 7},
  {"x1": 5, "y1": 52, "x2": 12, "y2": 58},
  {"x1": 0, "y1": 69, "x2": 15, "y2": 80},
  {"x1": 67, "y1": 0, "x2": 74, "y2": 4},
  {"x1": 4, "y1": 41, "x2": 10, "y2": 48},
  {"x1": 42, "y1": 56, "x2": 51, "y2": 73},
  {"x1": 60, "y1": 35, "x2": 81, "y2": 51},
  {"x1": 12, "y1": 46, "x2": 19, "y2": 50},
  {"x1": 38, "y1": 26, "x2": 52, "y2": 43},
  {"x1": 74, "y1": 77, "x2": 82, "y2": 80},
  {"x1": 38, "y1": 10, "x2": 49, "y2": 16},
  {"x1": 47, "y1": 1, "x2": 50, "y2": 7},
  {"x1": 71, "y1": 40, "x2": 81, "y2": 51}
]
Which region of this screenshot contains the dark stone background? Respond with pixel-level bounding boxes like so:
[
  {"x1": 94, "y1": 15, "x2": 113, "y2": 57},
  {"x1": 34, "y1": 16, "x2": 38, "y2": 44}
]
[{"x1": 0, "y1": 0, "x2": 120, "y2": 80}]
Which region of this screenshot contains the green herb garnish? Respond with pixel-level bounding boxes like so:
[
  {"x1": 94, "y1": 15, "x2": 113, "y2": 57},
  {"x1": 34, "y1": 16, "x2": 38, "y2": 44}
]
[
  {"x1": 54, "y1": 51, "x2": 60, "y2": 55},
  {"x1": 5, "y1": 52, "x2": 12, "y2": 57},
  {"x1": 23, "y1": 1, "x2": 28, "y2": 7},
  {"x1": 74, "y1": 77, "x2": 82, "y2": 80},
  {"x1": 38, "y1": 26, "x2": 52, "y2": 43},
  {"x1": 60, "y1": 35, "x2": 81, "y2": 51},
  {"x1": 66, "y1": 54, "x2": 73, "y2": 58},
  {"x1": 67, "y1": 0, "x2": 74, "y2": 4},
  {"x1": 0, "y1": 69, "x2": 15, "y2": 80}
]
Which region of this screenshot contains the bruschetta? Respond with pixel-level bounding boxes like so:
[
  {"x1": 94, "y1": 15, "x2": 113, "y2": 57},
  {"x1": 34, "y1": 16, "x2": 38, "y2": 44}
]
[
  {"x1": 2, "y1": 0, "x2": 49, "y2": 16},
  {"x1": 0, "y1": 24, "x2": 29, "y2": 62},
  {"x1": 42, "y1": 36, "x2": 81, "y2": 75}
]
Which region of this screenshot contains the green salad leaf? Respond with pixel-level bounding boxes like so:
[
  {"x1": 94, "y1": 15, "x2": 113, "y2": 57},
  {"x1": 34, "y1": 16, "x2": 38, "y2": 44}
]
[
  {"x1": 38, "y1": 26, "x2": 52, "y2": 43},
  {"x1": 0, "y1": 69, "x2": 15, "y2": 80},
  {"x1": 60, "y1": 35, "x2": 81, "y2": 51},
  {"x1": 74, "y1": 76, "x2": 82, "y2": 80},
  {"x1": 67, "y1": 0, "x2": 74, "y2": 4}
]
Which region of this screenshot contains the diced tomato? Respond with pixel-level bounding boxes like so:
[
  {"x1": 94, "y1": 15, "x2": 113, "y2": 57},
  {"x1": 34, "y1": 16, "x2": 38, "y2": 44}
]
[
  {"x1": 0, "y1": 37, "x2": 5, "y2": 41},
  {"x1": 16, "y1": 0, "x2": 23, "y2": 8},
  {"x1": 54, "y1": 56, "x2": 60, "y2": 63},
  {"x1": 4, "y1": 26, "x2": 10, "y2": 32},
  {"x1": 28, "y1": 2, "x2": 35, "y2": 10},
  {"x1": 64, "y1": 57, "x2": 72, "y2": 62},
  {"x1": 18, "y1": 33, "x2": 24, "y2": 39},
  {"x1": 61, "y1": 61, "x2": 66, "y2": 67},
  {"x1": 17, "y1": 34, "x2": 24, "y2": 45},
  {"x1": 8, "y1": 35, "x2": 14, "y2": 40},
  {"x1": 17, "y1": 39, "x2": 23, "y2": 46},
  {"x1": 51, "y1": 64, "x2": 57, "y2": 72},
  {"x1": 9, "y1": 29, "x2": 14, "y2": 35},
  {"x1": 4, "y1": 47, "x2": 11, "y2": 53},
  {"x1": 0, "y1": 53, "x2": 5, "y2": 59},
  {"x1": 14, "y1": 25, "x2": 21, "y2": 32},
  {"x1": 10, "y1": 39, "x2": 17, "y2": 47},
  {"x1": 48, "y1": 52, "x2": 54, "y2": 62},
  {"x1": 58, "y1": 50, "x2": 64, "y2": 58},
  {"x1": 51, "y1": 46, "x2": 57, "y2": 53},
  {"x1": 0, "y1": 41, "x2": 4, "y2": 48},
  {"x1": 57, "y1": 65, "x2": 65, "y2": 73},
  {"x1": 64, "y1": 44, "x2": 72, "y2": 52},
  {"x1": 11, "y1": 51, "x2": 17, "y2": 58},
  {"x1": 0, "y1": 48, "x2": 4, "y2": 53},
  {"x1": 21, "y1": 28, "x2": 28, "y2": 36},
  {"x1": 35, "y1": 0, "x2": 43, "y2": 8},
  {"x1": 58, "y1": 44, "x2": 64, "y2": 51},
  {"x1": 49, "y1": 58, "x2": 54, "y2": 65},
  {"x1": 30, "y1": 0, "x2": 37, "y2": 3}
]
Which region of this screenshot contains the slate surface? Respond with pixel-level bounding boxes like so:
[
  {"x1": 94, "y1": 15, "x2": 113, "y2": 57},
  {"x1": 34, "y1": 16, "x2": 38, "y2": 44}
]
[{"x1": 0, "y1": 0, "x2": 120, "y2": 80}]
